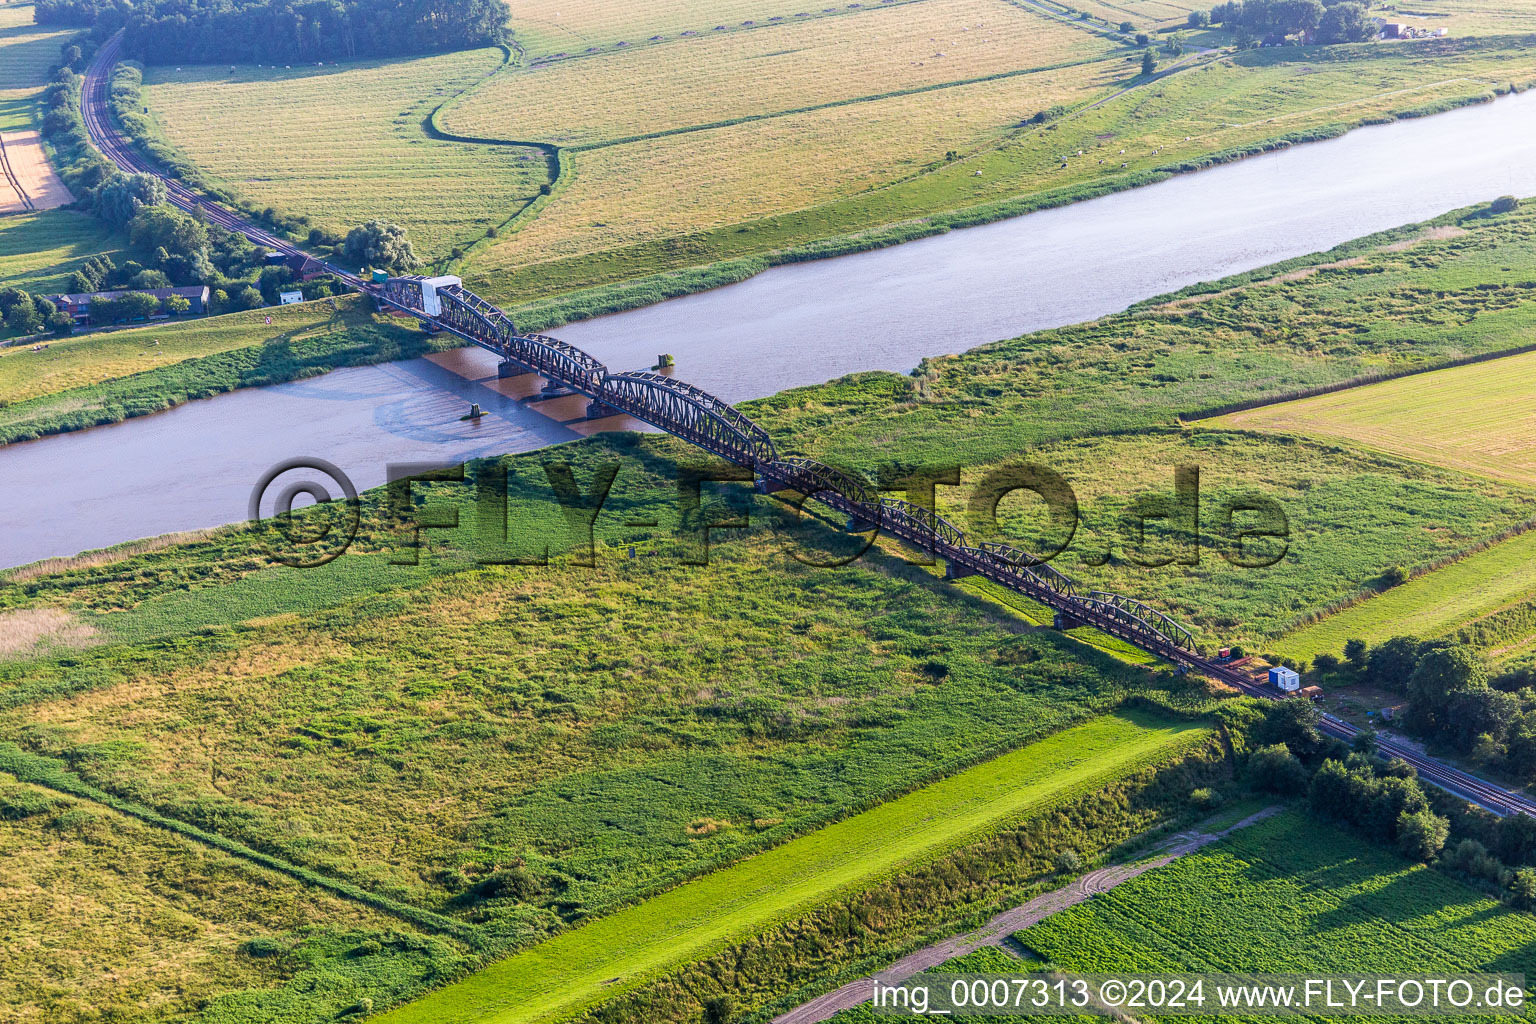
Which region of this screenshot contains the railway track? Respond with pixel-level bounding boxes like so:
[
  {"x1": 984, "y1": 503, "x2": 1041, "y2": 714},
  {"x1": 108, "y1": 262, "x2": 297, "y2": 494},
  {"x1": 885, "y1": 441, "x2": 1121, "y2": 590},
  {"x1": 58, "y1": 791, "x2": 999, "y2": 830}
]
[
  {"x1": 80, "y1": 32, "x2": 363, "y2": 289},
  {"x1": 80, "y1": 33, "x2": 1536, "y2": 823}
]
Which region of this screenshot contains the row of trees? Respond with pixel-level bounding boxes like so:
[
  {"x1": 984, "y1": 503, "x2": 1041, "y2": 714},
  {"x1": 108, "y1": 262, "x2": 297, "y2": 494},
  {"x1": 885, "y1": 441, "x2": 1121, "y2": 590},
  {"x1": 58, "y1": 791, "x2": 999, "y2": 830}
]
[
  {"x1": 34, "y1": 0, "x2": 506, "y2": 65},
  {"x1": 1292, "y1": 632, "x2": 1536, "y2": 785},
  {"x1": 0, "y1": 288, "x2": 73, "y2": 336},
  {"x1": 1208, "y1": 0, "x2": 1376, "y2": 43},
  {"x1": 1235, "y1": 699, "x2": 1536, "y2": 909}
]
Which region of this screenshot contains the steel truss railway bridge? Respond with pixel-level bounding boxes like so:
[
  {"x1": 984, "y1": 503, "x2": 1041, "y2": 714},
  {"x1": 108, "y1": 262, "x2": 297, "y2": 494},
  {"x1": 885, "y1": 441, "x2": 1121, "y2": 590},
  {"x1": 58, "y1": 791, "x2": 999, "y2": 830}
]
[{"x1": 76, "y1": 38, "x2": 1536, "y2": 817}]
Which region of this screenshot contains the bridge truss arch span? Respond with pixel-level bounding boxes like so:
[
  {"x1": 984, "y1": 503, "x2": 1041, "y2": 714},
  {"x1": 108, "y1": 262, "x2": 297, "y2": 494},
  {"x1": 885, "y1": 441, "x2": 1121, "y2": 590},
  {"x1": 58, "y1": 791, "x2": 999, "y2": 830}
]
[
  {"x1": 1080, "y1": 590, "x2": 1200, "y2": 653},
  {"x1": 598, "y1": 372, "x2": 778, "y2": 466}
]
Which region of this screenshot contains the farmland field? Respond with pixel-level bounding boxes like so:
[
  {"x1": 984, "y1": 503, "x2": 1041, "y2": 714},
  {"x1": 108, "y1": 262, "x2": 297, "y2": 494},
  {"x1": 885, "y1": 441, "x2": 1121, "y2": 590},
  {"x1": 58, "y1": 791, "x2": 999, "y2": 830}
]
[
  {"x1": 139, "y1": 50, "x2": 550, "y2": 260},
  {"x1": 501, "y1": 0, "x2": 925, "y2": 59},
  {"x1": 496, "y1": 65, "x2": 1124, "y2": 266},
  {"x1": 446, "y1": 0, "x2": 1123, "y2": 147},
  {"x1": 374, "y1": 710, "x2": 1209, "y2": 1024},
  {"x1": 1214, "y1": 348, "x2": 1536, "y2": 487},
  {"x1": 1019, "y1": 809, "x2": 1536, "y2": 978},
  {"x1": 0, "y1": 209, "x2": 123, "y2": 297},
  {"x1": 0, "y1": 447, "x2": 1223, "y2": 1021},
  {"x1": 469, "y1": 38, "x2": 1536, "y2": 299},
  {"x1": 1275, "y1": 529, "x2": 1536, "y2": 661}
]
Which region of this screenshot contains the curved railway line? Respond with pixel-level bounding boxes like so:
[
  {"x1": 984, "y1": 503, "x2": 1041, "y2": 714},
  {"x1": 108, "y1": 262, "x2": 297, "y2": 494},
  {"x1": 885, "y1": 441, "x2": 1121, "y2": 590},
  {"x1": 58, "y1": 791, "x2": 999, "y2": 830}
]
[{"x1": 79, "y1": 36, "x2": 1536, "y2": 820}]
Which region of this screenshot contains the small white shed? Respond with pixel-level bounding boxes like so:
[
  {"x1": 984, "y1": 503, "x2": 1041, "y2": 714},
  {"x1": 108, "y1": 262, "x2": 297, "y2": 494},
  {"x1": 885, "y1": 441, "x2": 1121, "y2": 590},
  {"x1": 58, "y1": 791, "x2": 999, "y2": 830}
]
[{"x1": 1269, "y1": 666, "x2": 1301, "y2": 692}]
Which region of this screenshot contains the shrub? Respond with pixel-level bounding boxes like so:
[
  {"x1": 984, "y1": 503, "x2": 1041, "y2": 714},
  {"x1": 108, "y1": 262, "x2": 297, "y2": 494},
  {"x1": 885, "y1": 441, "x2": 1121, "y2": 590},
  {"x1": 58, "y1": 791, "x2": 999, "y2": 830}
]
[
  {"x1": 702, "y1": 995, "x2": 734, "y2": 1024},
  {"x1": 1313, "y1": 653, "x2": 1340, "y2": 675},
  {"x1": 241, "y1": 936, "x2": 287, "y2": 958},
  {"x1": 1506, "y1": 867, "x2": 1536, "y2": 910},
  {"x1": 1491, "y1": 196, "x2": 1520, "y2": 214},
  {"x1": 0, "y1": 790, "x2": 55, "y2": 820},
  {"x1": 1397, "y1": 808, "x2": 1449, "y2": 861},
  {"x1": 1190, "y1": 786, "x2": 1223, "y2": 809},
  {"x1": 1054, "y1": 849, "x2": 1083, "y2": 873},
  {"x1": 1247, "y1": 743, "x2": 1309, "y2": 794}
]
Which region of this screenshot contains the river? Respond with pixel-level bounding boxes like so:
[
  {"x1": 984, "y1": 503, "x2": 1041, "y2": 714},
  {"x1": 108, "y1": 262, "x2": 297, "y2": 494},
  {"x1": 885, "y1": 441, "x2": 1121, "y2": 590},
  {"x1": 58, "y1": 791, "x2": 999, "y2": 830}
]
[{"x1": 7, "y1": 88, "x2": 1536, "y2": 569}]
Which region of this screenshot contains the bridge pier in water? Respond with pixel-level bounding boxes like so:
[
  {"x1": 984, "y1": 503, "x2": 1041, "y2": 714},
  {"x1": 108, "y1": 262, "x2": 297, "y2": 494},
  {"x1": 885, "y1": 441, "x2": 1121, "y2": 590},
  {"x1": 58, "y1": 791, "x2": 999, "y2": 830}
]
[
  {"x1": 497, "y1": 360, "x2": 524, "y2": 379},
  {"x1": 586, "y1": 400, "x2": 617, "y2": 419}
]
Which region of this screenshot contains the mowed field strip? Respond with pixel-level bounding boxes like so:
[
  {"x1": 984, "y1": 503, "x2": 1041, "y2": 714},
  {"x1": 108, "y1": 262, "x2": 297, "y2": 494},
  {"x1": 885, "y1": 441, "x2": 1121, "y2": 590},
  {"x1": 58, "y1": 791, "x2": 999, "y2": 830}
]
[
  {"x1": 502, "y1": 0, "x2": 924, "y2": 58},
  {"x1": 141, "y1": 49, "x2": 549, "y2": 259},
  {"x1": 447, "y1": 0, "x2": 1121, "y2": 147},
  {"x1": 1213, "y1": 349, "x2": 1536, "y2": 487},
  {"x1": 473, "y1": 60, "x2": 1123, "y2": 268},
  {"x1": 1275, "y1": 529, "x2": 1536, "y2": 661},
  {"x1": 376, "y1": 712, "x2": 1210, "y2": 1024}
]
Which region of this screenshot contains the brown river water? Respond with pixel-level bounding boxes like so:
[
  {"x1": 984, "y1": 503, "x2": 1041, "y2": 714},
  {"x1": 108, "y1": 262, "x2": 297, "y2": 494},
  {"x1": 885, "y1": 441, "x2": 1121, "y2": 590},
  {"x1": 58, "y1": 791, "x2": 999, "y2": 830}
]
[{"x1": 7, "y1": 88, "x2": 1536, "y2": 569}]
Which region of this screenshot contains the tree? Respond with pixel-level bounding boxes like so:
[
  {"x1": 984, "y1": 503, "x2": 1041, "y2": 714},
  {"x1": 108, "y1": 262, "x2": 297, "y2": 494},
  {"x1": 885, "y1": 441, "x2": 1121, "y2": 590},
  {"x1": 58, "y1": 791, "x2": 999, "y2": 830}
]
[
  {"x1": 342, "y1": 220, "x2": 420, "y2": 271},
  {"x1": 1367, "y1": 635, "x2": 1422, "y2": 692},
  {"x1": 114, "y1": 292, "x2": 160, "y2": 321},
  {"x1": 1408, "y1": 644, "x2": 1488, "y2": 704},
  {"x1": 88, "y1": 296, "x2": 116, "y2": 324},
  {"x1": 1350, "y1": 728, "x2": 1378, "y2": 756},
  {"x1": 1317, "y1": 1, "x2": 1372, "y2": 42},
  {"x1": 5, "y1": 299, "x2": 41, "y2": 334},
  {"x1": 1308, "y1": 759, "x2": 1354, "y2": 819},
  {"x1": 161, "y1": 294, "x2": 191, "y2": 316},
  {"x1": 1257, "y1": 694, "x2": 1323, "y2": 755},
  {"x1": 1396, "y1": 808, "x2": 1449, "y2": 861},
  {"x1": 47, "y1": 309, "x2": 74, "y2": 336},
  {"x1": 1248, "y1": 743, "x2": 1308, "y2": 793},
  {"x1": 1141, "y1": 48, "x2": 1157, "y2": 74},
  {"x1": 95, "y1": 172, "x2": 166, "y2": 226},
  {"x1": 129, "y1": 268, "x2": 172, "y2": 290},
  {"x1": 1135, "y1": 31, "x2": 1150, "y2": 44},
  {"x1": 128, "y1": 205, "x2": 209, "y2": 262},
  {"x1": 1275, "y1": 0, "x2": 1323, "y2": 33},
  {"x1": 1187, "y1": 9, "x2": 1209, "y2": 26},
  {"x1": 1344, "y1": 638, "x2": 1368, "y2": 672},
  {"x1": 1163, "y1": 29, "x2": 1187, "y2": 54},
  {"x1": 1313, "y1": 652, "x2": 1340, "y2": 675},
  {"x1": 1507, "y1": 868, "x2": 1536, "y2": 911},
  {"x1": 1497, "y1": 811, "x2": 1536, "y2": 866},
  {"x1": 231, "y1": 285, "x2": 264, "y2": 311},
  {"x1": 702, "y1": 997, "x2": 735, "y2": 1024},
  {"x1": 1492, "y1": 195, "x2": 1521, "y2": 214}
]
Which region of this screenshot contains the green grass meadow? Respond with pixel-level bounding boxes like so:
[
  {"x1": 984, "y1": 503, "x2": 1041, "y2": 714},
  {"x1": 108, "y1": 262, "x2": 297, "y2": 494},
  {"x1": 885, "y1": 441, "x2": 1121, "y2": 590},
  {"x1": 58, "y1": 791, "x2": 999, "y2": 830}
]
[
  {"x1": 1019, "y1": 808, "x2": 1536, "y2": 980},
  {"x1": 1276, "y1": 529, "x2": 1536, "y2": 661},
  {"x1": 376, "y1": 711, "x2": 1209, "y2": 1024}
]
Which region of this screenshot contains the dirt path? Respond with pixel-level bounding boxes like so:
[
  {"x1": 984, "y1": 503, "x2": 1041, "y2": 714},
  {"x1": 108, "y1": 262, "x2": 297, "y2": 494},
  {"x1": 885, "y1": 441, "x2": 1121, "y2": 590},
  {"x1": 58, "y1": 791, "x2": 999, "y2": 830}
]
[{"x1": 771, "y1": 806, "x2": 1281, "y2": 1024}]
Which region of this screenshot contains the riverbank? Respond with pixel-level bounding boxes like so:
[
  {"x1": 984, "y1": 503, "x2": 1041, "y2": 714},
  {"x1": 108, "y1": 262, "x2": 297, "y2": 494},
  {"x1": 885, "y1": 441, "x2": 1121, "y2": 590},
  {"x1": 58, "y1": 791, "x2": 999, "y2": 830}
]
[
  {"x1": 507, "y1": 83, "x2": 1521, "y2": 334},
  {"x1": 0, "y1": 295, "x2": 450, "y2": 444}
]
